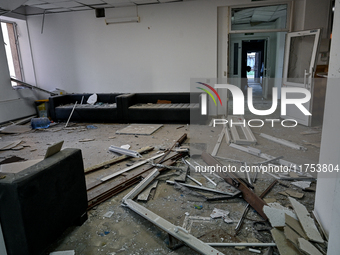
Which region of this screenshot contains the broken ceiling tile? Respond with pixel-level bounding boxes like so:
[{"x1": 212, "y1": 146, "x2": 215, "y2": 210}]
[
  {"x1": 264, "y1": 203, "x2": 297, "y2": 228},
  {"x1": 291, "y1": 181, "x2": 311, "y2": 190},
  {"x1": 289, "y1": 197, "x2": 324, "y2": 243},
  {"x1": 289, "y1": 172, "x2": 300, "y2": 178},
  {"x1": 284, "y1": 225, "x2": 301, "y2": 248},
  {"x1": 298, "y1": 238, "x2": 323, "y2": 255},
  {"x1": 263, "y1": 198, "x2": 277, "y2": 203},
  {"x1": 270, "y1": 228, "x2": 303, "y2": 255},
  {"x1": 285, "y1": 214, "x2": 308, "y2": 239},
  {"x1": 210, "y1": 208, "x2": 233, "y2": 223},
  {"x1": 285, "y1": 189, "x2": 304, "y2": 199}
]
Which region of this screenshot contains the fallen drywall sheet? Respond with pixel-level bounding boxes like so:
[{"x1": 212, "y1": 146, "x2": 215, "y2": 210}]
[
  {"x1": 291, "y1": 181, "x2": 311, "y2": 190},
  {"x1": 284, "y1": 225, "x2": 301, "y2": 247},
  {"x1": 279, "y1": 189, "x2": 304, "y2": 199},
  {"x1": 264, "y1": 203, "x2": 297, "y2": 228},
  {"x1": 285, "y1": 214, "x2": 308, "y2": 239},
  {"x1": 116, "y1": 124, "x2": 163, "y2": 135},
  {"x1": 289, "y1": 197, "x2": 324, "y2": 243},
  {"x1": 298, "y1": 238, "x2": 323, "y2": 255},
  {"x1": 271, "y1": 228, "x2": 302, "y2": 255}
]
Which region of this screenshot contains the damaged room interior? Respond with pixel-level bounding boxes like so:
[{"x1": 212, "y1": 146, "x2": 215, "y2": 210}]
[{"x1": 0, "y1": 0, "x2": 340, "y2": 254}]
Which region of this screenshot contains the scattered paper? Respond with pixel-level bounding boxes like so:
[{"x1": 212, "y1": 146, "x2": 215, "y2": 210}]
[{"x1": 103, "y1": 211, "x2": 114, "y2": 218}]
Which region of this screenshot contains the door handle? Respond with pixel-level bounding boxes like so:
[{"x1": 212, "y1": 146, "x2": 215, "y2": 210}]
[{"x1": 304, "y1": 70, "x2": 311, "y2": 89}]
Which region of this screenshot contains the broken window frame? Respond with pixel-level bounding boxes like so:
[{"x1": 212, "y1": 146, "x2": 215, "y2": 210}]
[
  {"x1": 1, "y1": 20, "x2": 24, "y2": 87},
  {"x1": 229, "y1": 1, "x2": 292, "y2": 34}
]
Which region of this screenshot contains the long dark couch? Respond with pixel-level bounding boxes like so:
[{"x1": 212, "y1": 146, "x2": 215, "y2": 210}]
[
  {"x1": 117, "y1": 92, "x2": 207, "y2": 124},
  {"x1": 49, "y1": 92, "x2": 207, "y2": 124},
  {"x1": 49, "y1": 93, "x2": 122, "y2": 123}
]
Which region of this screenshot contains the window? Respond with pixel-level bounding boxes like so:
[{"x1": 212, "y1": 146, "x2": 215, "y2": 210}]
[
  {"x1": 1, "y1": 21, "x2": 23, "y2": 86},
  {"x1": 230, "y1": 4, "x2": 289, "y2": 32}
]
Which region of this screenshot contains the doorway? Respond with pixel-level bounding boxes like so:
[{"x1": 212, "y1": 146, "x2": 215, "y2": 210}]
[{"x1": 242, "y1": 40, "x2": 265, "y2": 97}]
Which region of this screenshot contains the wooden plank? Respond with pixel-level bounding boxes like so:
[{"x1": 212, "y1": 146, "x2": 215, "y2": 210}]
[
  {"x1": 84, "y1": 146, "x2": 154, "y2": 174},
  {"x1": 201, "y1": 151, "x2": 267, "y2": 220},
  {"x1": 87, "y1": 153, "x2": 180, "y2": 207}
]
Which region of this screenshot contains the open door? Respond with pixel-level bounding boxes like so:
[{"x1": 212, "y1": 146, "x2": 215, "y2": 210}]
[
  {"x1": 281, "y1": 29, "x2": 321, "y2": 126},
  {"x1": 262, "y1": 38, "x2": 270, "y2": 99},
  {"x1": 228, "y1": 37, "x2": 242, "y2": 88}
]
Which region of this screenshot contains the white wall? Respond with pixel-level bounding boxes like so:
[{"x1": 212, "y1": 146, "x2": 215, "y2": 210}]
[
  {"x1": 314, "y1": 0, "x2": 340, "y2": 248},
  {"x1": 26, "y1": 0, "x2": 301, "y2": 94},
  {"x1": 0, "y1": 17, "x2": 37, "y2": 123},
  {"x1": 26, "y1": 1, "x2": 219, "y2": 93}
]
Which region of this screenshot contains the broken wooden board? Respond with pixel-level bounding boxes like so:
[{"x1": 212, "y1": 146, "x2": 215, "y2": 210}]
[
  {"x1": 271, "y1": 228, "x2": 303, "y2": 255},
  {"x1": 137, "y1": 180, "x2": 158, "y2": 201},
  {"x1": 44, "y1": 141, "x2": 64, "y2": 159},
  {"x1": 289, "y1": 197, "x2": 324, "y2": 243},
  {"x1": 79, "y1": 138, "x2": 95, "y2": 142},
  {"x1": 298, "y1": 238, "x2": 323, "y2": 255},
  {"x1": 201, "y1": 151, "x2": 267, "y2": 220},
  {"x1": 116, "y1": 124, "x2": 163, "y2": 135},
  {"x1": 228, "y1": 116, "x2": 256, "y2": 145},
  {"x1": 87, "y1": 153, "x2": 180, "y2": 209},
  {"x1": 84, "y1": 146, "x2": 154, "y2": 174},
  {"x1": 0, "y1": 140, "x2": 22, "y2": 151},
  {"x1": 285, "y1": 214, "x2": 308, "y2": 239}
]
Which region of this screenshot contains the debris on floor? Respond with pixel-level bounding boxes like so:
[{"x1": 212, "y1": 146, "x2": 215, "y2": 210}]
[{"x1": 0, "y1": 120, "x2": 325, "y2": 254}]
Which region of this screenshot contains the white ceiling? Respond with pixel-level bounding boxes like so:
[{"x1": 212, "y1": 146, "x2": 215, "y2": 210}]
[{"x1": 21, "y1": 0, "x2": 182, "y2": 14}]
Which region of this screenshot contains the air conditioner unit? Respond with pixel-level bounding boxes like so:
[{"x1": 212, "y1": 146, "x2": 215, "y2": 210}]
[{"x1": 105, "y1": 16, "x2": 140, "y2": 25}]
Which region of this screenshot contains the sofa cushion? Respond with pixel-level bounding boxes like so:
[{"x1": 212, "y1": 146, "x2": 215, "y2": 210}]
[{"x1": 129, "y1": 103, "x2": 199, "y2": 109}]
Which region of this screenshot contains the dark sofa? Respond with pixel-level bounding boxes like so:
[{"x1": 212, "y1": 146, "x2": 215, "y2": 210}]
[
  {"x1": 117, "y1": 92, "x2": 207, "y2": 124},
  {"x1": 49, "y1": 93, "x2": 122, "y2": 123},
  {"x1": 0, "y1": 148, "x2": 88, "y2": 255}
]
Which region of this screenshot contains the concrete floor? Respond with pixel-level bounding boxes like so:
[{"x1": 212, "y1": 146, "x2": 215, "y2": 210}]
[{"x1": 0, "y1": 93, "x2": 323, "y2": 254}]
